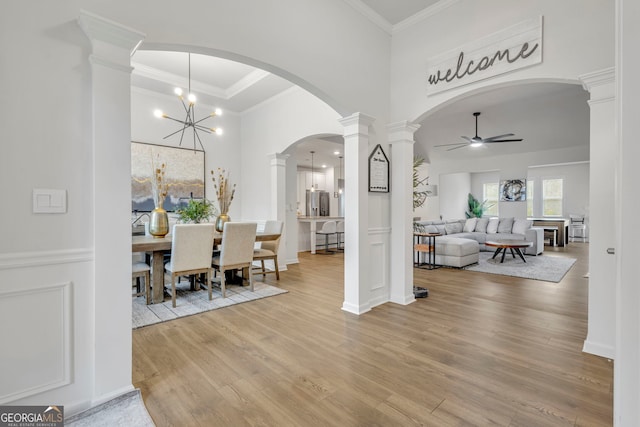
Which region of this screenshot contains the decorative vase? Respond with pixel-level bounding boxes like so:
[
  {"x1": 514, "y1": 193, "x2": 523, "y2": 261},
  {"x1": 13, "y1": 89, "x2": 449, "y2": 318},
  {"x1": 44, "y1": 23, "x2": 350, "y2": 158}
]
[
  {"x1": 149, "y1": 207, "x2": 169, "y2": 238},
  {"x1": 215, "y1": 213, "x2": 230, "y2": 232}
]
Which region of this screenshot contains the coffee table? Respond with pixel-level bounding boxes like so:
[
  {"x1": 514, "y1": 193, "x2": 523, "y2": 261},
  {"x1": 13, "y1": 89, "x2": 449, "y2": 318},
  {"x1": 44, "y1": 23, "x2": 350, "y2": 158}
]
[{"x1": 485, "y1": 239, "x2": 533, "y2": 263}]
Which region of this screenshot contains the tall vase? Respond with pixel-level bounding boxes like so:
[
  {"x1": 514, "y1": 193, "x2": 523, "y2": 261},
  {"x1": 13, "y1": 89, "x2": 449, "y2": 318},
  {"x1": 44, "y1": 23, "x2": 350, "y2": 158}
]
[
  {"x1": 149, "y1": 207, "x2": 169, "y2": 238},
  {"x1": 215, "y1": 213, "x2": 230, "y2": 232}
]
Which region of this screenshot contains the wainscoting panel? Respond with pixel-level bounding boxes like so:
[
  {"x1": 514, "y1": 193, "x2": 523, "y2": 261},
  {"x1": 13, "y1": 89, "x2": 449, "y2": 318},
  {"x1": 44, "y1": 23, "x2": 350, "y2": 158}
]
[
  {"x1": 368, "y1": 227, "x2": 390, "y2": 308},
  {"x1": 0, "y1": 281, "x2": 72, "y2": 403}
]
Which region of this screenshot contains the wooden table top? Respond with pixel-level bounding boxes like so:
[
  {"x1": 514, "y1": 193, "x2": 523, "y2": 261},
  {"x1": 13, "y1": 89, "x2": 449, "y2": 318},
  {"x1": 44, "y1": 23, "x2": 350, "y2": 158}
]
[
  {"x1": 132, "y1": 232, "x2": 280, "y2": 252},
  {"x1": 485, "y1": 239, "x2": 533, "y2": 249}
]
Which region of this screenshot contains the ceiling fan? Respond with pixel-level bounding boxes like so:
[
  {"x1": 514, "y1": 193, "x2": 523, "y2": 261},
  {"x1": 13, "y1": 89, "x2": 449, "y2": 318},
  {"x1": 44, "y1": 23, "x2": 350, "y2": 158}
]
[{"x1": 434, "y1": 112, "x2": 523, "y2": 151}]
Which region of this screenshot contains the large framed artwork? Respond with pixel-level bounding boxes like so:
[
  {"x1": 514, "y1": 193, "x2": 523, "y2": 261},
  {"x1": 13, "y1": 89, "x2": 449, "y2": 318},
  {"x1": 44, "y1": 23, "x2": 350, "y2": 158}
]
[
  {"x1": 500, "y1": 179, "x2": 526, "y2": 202},
  {"x1": 131, "y1": 141, "x2": 205, "y2": 212}
]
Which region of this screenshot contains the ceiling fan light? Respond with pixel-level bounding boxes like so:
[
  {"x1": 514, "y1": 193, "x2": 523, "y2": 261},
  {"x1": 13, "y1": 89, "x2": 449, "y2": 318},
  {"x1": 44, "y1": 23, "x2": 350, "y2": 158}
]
[{"x1": 470, "y1": 141, "x2": 483, "y2": 148}]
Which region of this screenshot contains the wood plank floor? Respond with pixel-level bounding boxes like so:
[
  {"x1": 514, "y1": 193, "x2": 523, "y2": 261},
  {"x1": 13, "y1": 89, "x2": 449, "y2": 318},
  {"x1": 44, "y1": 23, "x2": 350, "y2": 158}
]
[{"x1": 133, "y1": 242, "x2": 613, "y2": 426}]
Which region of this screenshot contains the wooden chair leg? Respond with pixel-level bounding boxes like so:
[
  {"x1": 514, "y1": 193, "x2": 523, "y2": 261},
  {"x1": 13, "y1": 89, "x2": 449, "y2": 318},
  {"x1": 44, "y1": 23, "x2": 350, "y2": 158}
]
[
  {"x1": 145, "y1": 271, "x2": 151, "y2": 305},
  {"x1": 171, "y1": 274, "x2": 177, "y2": 308},
  {"x1": 261, "y1": 260, "x2": 266, "y2": 277},
  {"x1": 274, "y1": 257, "x2": 280, "y2": 280},
  {"x1": 249, "y1": 266, "x2": 254, "y2": 292},
  {"x1": 220, "y1": 269, "x2": 226, "y2": 298},
  {"x1": 207, "y1": 270, "x2": 212, "y2": 301}
]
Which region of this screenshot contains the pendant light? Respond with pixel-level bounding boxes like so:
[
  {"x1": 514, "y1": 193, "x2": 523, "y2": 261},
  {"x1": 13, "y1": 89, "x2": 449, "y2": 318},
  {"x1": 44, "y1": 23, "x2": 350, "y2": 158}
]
[
  {"x1": 310, "y1": 151, "x2": 315, "y2": 192},
  {"x1": 338, "y1": 156, "x2": 343, "y2": 194}
]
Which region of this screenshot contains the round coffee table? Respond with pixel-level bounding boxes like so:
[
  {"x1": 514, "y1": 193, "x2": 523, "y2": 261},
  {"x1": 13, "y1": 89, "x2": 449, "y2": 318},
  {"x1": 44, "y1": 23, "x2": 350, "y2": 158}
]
[{"x1": 485, "y1": 239, "x2": 533, "y2": 263}]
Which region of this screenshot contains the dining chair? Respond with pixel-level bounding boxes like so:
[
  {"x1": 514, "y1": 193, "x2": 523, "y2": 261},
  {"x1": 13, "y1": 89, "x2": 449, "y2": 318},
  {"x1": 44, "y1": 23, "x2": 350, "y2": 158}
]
[
  {"x1": 253, "y1": 220, "x2": 284, "y2": 280},
  {"x1": 132, "y1": 257, "x2": 151, "y2": 305},
  {"x1": 212, "y1": 222, "x2": 258, "y2": 298},
  {"x1": 315, "y1": 220, "x2": 337, "y2": 254},
  {"x1": 164, "y1": 223, "x2": 216, "y2": 308}
]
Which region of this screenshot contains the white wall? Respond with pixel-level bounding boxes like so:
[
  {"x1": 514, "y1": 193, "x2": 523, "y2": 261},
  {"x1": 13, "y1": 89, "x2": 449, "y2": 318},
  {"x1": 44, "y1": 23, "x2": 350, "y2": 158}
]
[
  {"x1": 390, "y1": 0, "x2": 614, "y2": 123},
  {"x1": 0, "y1": 0, "x2": 390, "y2": 413},
  {"x1": 439, "y1": 172, "x2": 470, "y2": 220}
]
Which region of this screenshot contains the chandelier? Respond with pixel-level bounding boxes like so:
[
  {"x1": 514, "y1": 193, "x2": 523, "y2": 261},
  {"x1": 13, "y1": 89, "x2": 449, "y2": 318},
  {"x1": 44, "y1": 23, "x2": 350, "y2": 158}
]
[{"x1": 153, "y1": 52, "x2": 223, "y2": 152}]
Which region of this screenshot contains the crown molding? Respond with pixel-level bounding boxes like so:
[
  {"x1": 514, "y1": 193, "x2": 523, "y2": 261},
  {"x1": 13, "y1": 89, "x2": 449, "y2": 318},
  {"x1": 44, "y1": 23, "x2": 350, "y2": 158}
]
[
  {"x1": 226, "y1": 69, "x2": 270, "y2": 98},
  {"x1": 341, "y1": 0, "x2": 393, "y2": 34},
  {"x1": 392, "y1": 0, "x2": 460, "y2": 34}
]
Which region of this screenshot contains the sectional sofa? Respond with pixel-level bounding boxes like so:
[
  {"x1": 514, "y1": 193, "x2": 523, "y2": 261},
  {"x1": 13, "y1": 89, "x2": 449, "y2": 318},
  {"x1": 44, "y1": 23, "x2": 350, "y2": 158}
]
[{"x1": 415, "y1": 217, "x2": 544, "y2": 268}]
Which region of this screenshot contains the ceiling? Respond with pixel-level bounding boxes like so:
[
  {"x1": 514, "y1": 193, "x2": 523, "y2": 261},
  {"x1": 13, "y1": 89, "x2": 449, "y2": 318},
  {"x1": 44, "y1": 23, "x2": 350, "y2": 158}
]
[{"x1": 131, "y1": 2, "x2": 590, "y2": 169}]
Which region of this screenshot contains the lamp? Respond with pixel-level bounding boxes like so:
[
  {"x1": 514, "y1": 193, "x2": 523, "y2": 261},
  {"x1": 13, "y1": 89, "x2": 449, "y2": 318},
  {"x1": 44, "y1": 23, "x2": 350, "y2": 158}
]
[
  {"x1": 310, "y1": 151, "x2": 315, "y2": 192},
  {"x1": 153, "y1": 52, "x2": 223, "y2": 152}
]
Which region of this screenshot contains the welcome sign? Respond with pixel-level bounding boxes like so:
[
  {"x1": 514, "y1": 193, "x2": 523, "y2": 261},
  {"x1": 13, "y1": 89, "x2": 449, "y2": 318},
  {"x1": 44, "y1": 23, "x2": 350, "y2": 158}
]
[{"x1": 426, "y1": 16, "x2": 543, "y2": 95}]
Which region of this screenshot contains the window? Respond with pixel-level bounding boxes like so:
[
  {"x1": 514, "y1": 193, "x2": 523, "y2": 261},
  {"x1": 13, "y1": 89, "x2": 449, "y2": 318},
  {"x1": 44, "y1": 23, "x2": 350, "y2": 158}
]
[
  {"x1": 542, "y1": 178, "x2": 563, "y2": 216},
  {"x1": 526, "y1": 181, "x2": 534, "y2": 217},
  {"x1": 483, "y1": 182, "x2": 499, "y2": 217}
]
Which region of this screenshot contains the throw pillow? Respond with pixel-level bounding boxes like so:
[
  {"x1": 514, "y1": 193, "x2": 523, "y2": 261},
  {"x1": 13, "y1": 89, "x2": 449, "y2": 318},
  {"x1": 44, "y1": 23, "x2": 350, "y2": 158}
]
[
  {"x1": 475, "y1": 217, "x2": 489, "y2": 233},
  {"x1": 423, "y1": 224, "x2": 439, "y2": 234},
  {"x1": 434, "y1": 223, "x2": 446, "y2": 235},
  {"x1": 498, "y1": 217, "x2": 515, "y2": 233},
  {"x1": 487, "y1": 218, "x2": 499, "y2": 233},
  {"x1": 444, "y1": 222, "x2": 463, "y2": 235},
  {"x1": 463, "y1": 218, "x2": 477, "y2": 232},
  {"x1": 512, "y1": 219, "x2": 533, "y2": 235}
]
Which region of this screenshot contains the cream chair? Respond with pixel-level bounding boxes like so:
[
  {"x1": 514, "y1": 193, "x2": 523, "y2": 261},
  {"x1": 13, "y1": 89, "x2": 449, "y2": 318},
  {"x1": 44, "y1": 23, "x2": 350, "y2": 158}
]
[
  {"x1": 164, "y1": 223, "x2": 216, "y2": 308},
  {"x1": 132, "y1": 258, "x2": 151, "y2": 304},
  {"x1": 212, "y1": 222, "x2": 258, "y2": 298},
  {"x1": 315, "y1": 220, "x2": 337, "y2": 254},
  {"x1": 253, "y1": 220, "x2": 284, "y2": 280},
  {"x1": 569, "y1": 214, "x2": 587, "y2": 242}
]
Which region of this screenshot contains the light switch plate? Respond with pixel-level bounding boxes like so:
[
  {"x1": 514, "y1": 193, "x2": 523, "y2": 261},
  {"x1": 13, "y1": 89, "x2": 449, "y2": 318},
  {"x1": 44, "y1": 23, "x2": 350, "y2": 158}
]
[{"x1": 33, "y1": 189, "x2": 67, "y2": 213}]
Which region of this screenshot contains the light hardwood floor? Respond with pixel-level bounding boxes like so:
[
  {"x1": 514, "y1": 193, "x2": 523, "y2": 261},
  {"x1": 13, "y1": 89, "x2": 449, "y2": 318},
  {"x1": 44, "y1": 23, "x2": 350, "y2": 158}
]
[{"x1": 133, "y1": 243, "x2": 612, "y2": 426}]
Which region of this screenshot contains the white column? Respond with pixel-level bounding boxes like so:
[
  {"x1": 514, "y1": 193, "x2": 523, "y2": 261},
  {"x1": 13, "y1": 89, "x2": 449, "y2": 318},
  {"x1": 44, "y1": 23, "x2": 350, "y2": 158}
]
[
  {"x1": 388, "y1": 121, "x2": 420, "y2": 305},
  {"x1": 579, "y1": 68, "x2": 615, "y2": 359},
  {"x1": 340, "y1": 113, "x2": 375, "y2": 315},
  {"x1": 269, "y1": 153, "x2": 288, "y2": 271},
  {"x1": 615, "y1": 0, "x2": 640, "y2": 423},
  {"x1": 78, "y1": 11, "x2": 145, "y2": 403}
]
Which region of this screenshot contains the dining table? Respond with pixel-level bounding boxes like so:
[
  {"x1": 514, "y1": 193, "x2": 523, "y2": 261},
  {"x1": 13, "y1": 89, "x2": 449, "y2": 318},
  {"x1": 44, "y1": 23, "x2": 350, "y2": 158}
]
[{"x1": 132, "y1": 231, "x2": 281, "y2": 304}]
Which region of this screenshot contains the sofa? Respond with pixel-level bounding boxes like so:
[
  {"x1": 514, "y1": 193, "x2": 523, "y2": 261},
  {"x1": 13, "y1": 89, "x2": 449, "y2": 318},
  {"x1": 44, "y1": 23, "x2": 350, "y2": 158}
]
[{"x1": 415, "y1": 217, "x2": 544, "y2": 268}]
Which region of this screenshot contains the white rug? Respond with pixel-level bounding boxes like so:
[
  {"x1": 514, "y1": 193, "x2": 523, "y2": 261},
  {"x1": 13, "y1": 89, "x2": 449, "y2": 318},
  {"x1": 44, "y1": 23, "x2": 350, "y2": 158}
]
[
  {"x1": 133, "y1": 280, "x2": 287, "y2": 329},
  {"x1": 66, "y1": 389, "x2": 154, "y2": 426},
  {"x1": 464, "y1": 252, "x2": 577, "y2": 283}
]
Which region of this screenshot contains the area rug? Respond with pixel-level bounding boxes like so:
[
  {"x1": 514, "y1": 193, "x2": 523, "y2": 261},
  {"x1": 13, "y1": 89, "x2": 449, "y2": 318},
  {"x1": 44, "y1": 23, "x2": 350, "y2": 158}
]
[
  {"x1": 133, "y1": 281, "x2": 287, "y2": 329},
  {"x1": 66, "y1": 389, "x2": 155, "y2": 426},
  {"x1": 464, "y1": 252, "x2": 577, "y2": 283}
]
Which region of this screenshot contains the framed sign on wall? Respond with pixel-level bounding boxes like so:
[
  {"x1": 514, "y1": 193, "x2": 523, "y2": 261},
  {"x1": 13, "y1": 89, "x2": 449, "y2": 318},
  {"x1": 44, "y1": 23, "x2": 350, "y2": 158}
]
[{"x1": 368, "y1": 144, "x2": 389, "y2": 192}]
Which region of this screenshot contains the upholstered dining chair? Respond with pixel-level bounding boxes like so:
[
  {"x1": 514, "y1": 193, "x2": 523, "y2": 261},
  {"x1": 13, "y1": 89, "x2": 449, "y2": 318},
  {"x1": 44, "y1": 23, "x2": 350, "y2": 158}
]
[
  {"x1": 253, "y1": 220, "x2": 284, "y2": 280},
  {"x1": 212, "y1": 222, "x2": 258, "y2": 298},
  {"x1": 315, "y1": 220, "x2": 337, "y2": 254},
  {"x1": 569, "y1": 214, "x2": 587, "y2": 242},
  {"x1": 132, "y1": 257, "x2": 151, "y2": 305},
  {"x1": 164, "y1": 223, "x2": 216, "y2": 308}
]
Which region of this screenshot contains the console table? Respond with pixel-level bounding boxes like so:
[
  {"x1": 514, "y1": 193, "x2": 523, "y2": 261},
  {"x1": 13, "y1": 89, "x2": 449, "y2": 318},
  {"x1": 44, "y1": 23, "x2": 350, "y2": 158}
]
[{"x1": 528, "y1": 218, "x2": 570, "y2": 247}]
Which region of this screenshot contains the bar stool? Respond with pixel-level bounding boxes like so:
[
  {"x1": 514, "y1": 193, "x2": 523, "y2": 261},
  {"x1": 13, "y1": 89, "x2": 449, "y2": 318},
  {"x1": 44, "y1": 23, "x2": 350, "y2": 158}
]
[
  {"x1": 336, "y1": 221, "x2": 345, "y2": 251},
  {"x1": 315, "y1": 221, "x2": 337, "y2": 254},
  {"x1": 569, "y1": 214, "x2": 587, "y2": 242}
]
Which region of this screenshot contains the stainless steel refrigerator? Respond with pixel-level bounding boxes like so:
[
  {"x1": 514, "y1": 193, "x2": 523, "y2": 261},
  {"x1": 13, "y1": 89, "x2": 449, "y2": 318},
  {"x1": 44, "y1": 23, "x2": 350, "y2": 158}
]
[{"x1": 306, "y1": 190, "x2": 330, "y2": 216}]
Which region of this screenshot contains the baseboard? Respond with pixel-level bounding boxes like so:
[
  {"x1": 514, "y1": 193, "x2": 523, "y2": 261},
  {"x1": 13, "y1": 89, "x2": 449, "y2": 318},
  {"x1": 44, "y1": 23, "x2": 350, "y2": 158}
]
[
  {"x1": 389, "y1": 293, "x2": 416, "y2": 305},
  {"x1": 583, "y1": 339, "x2": 615, "y2": 360},
  {"x1": 341, "y1": 301, "x2": 371, "y2": 315}
]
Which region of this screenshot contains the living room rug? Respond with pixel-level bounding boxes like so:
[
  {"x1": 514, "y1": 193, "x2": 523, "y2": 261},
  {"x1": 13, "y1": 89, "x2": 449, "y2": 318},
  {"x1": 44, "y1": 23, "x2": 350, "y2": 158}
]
[
  {"x1": 464, "y1": 252, "x2": 577, "y2": 283},
  {"x1": 132, "y1": 280, "x2": 287, "y2": 329}
]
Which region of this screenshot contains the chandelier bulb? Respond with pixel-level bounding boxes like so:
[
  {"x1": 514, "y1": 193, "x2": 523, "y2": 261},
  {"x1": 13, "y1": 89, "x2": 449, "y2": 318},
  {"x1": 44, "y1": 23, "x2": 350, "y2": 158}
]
[
  {"x1": 213, "y1": 128, "x2": 223, "y2": 135},
  {"x1": 214, "y1": 108, "x2": 222, "y2": 116},
  {"x1": 187, "y1": 93, "x2": 196, "y2": 104},
  {"x1": 174, "y1": 87, "x2": 183, "y2": 97},
  {"x1": 153, "y1": 109, "x2": 164, "y2": 118}
]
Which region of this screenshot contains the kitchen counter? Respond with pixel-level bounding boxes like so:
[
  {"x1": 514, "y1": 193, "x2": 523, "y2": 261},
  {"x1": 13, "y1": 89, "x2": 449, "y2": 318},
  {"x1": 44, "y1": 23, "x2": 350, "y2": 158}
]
[{"x1": 298, "y1": 216, "x2": 344, "y2": 254}]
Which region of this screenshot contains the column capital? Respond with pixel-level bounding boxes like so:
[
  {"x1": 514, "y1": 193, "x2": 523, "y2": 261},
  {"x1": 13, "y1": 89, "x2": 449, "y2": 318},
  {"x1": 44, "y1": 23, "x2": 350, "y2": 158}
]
[
  {"x1": 268, "y1": 153, "x2": 289, "y2": 166},
  {"x1": 579, "y1": 68, "x2": 615, "y2": 104},
  {"x1": 339, "y1": 113, "x2": 376, "y2": 138},
  {"x1": 387, "y1": 121, "x2": 421, "y2": 144}
]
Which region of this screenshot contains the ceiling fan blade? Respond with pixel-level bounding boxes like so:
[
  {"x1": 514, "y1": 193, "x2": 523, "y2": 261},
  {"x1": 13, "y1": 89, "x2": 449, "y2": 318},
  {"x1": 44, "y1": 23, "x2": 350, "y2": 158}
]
[
  {"x1": 460, "y1": 136, "x2": 472, "y2": 142},
  {"x1": 483, "y1": 133, "x2": 514, "y2": 141},
  {"x1": 447, "y1": 144, "x2": 469, "y2": 151},
  {"x1": 484, "y1": 139, "x2": 523, "y2": 143},
  {"x1": 434, "y1": 142, "x2": 467, "y2": 148}
]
